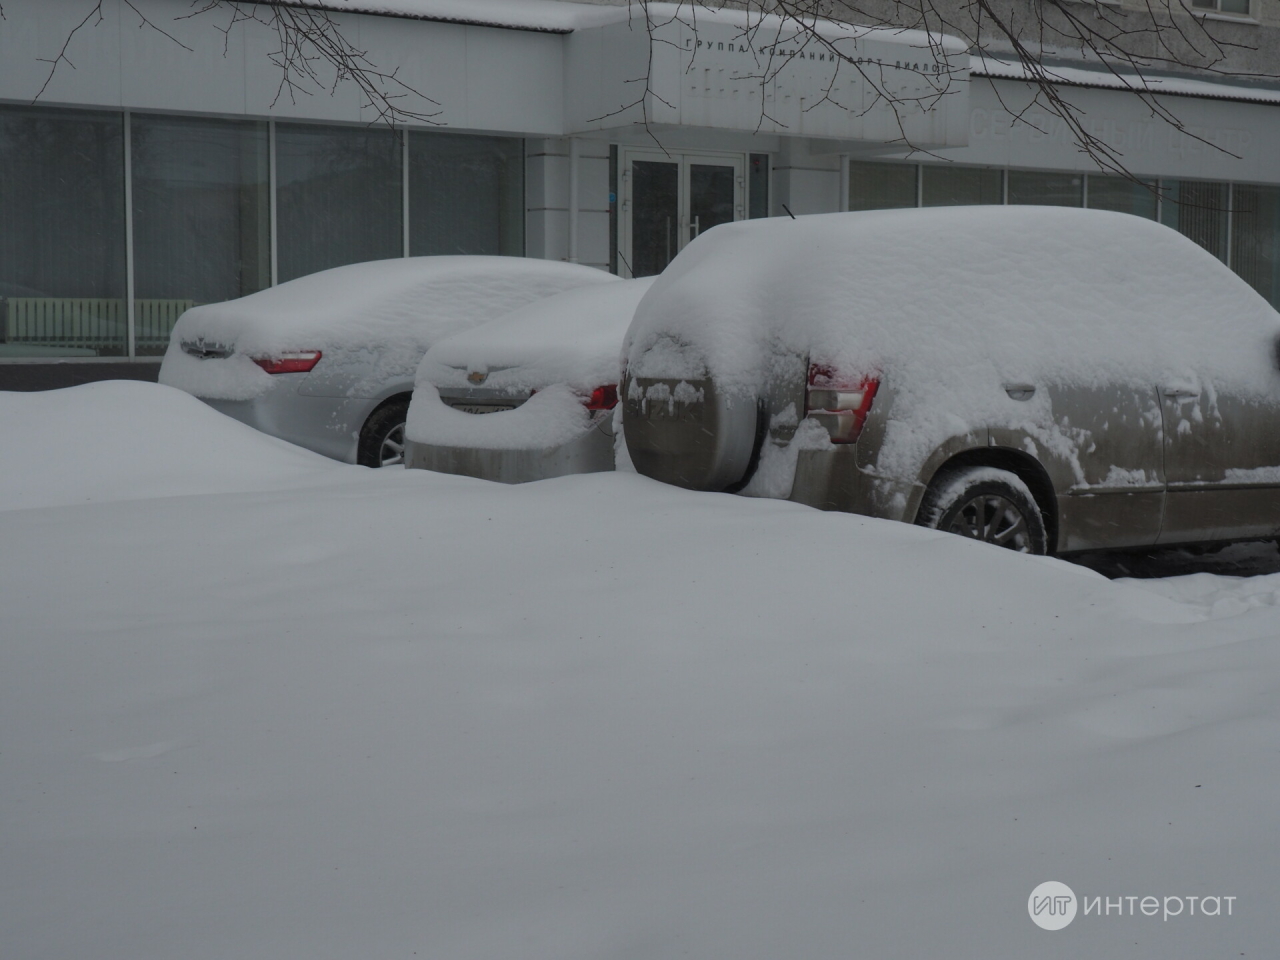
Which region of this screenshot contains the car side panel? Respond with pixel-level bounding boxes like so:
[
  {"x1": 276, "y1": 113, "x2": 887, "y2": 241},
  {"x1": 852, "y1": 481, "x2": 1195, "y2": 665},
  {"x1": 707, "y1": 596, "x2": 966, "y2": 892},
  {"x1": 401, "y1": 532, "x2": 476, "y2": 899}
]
[
  {"x1": 791, "y1": 379, "x2": 980, "y2": 523},
  {"x1": 998, "y1": 384, "x2": 1165, "y2": 553},
  {"x1": 204, "y1": 389, "x2": 378, "y2": 464},
  {"x1": 1159, "y1": 385, "x2": 1280, "y2": 543},
  {"x1": 297, "y1": 349, "x2": 421, "y2": 400}
]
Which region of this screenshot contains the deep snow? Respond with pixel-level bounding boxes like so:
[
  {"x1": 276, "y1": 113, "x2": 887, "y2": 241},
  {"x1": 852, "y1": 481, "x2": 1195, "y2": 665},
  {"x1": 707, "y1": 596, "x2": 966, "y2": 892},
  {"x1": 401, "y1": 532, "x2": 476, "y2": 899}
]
[
  {"x1": 0, "y1": 381, "x2": 341, "y2": 511},
  {"x1": 2, "y1": 382, "x2": 1279, "y2": 959},
  {"x1": 407, "y1": 382, "x2": 604, "y2": 451}
]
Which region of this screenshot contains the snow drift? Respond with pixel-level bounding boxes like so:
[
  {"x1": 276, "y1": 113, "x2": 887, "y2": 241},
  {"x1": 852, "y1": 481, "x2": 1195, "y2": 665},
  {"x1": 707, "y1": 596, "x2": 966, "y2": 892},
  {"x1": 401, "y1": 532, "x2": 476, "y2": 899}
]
[
  {"x1": 407, "y1": 382, "x2": 600, "y2": 451},
  {"x1": 0, "y1": 381, "x2": 339, "y2": 511},
  {"x1": 3, "y1": 384, "x2": 1280, "y2": 958}
]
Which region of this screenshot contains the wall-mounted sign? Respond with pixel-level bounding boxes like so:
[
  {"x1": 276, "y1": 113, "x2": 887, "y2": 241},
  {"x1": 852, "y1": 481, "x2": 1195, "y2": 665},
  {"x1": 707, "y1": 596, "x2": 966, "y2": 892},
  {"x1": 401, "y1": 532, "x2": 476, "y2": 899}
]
[{"x1": 566, "y1": 11, "x2": 969, "y2": 148}]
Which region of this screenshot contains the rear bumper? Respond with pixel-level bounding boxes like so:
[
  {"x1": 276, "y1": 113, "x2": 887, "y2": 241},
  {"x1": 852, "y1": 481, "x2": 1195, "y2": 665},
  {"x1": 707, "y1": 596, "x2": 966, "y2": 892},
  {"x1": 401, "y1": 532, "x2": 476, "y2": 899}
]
[
  {"x1": 404, "y1": 423, "x2": 614, "y2": 483},
  {"x1": 789, "y1": 445, "x2": 922, "y2": 523}
]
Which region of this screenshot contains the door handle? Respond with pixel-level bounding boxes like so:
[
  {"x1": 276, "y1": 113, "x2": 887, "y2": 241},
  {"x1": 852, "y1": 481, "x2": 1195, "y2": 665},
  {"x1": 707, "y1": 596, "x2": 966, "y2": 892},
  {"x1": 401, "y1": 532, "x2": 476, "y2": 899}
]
[{"x1": 1164, "y1": 388, "x2": 1200, "y2": 399}]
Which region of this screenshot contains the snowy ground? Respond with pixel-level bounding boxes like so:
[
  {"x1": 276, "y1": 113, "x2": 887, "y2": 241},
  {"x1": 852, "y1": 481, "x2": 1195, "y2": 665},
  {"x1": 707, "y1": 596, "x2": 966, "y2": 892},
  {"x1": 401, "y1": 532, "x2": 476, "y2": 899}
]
[{"x1": 2, "y1": 382, "x2": 1278, "y2": 959}]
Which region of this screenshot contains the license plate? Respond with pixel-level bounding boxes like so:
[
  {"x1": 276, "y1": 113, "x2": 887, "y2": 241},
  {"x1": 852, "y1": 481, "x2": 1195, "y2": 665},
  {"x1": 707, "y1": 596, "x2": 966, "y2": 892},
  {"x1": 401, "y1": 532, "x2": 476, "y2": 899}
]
[{"x1": 452, "y1": 403, "x2": 517, "y2": 415}]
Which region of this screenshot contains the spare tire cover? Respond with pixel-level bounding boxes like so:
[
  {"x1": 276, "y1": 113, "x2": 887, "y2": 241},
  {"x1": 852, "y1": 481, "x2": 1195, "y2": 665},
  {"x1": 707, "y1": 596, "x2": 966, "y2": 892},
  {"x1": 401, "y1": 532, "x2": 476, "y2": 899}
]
[{"x1": 623, "y1": 373, "x2": 760, "y2": 491}]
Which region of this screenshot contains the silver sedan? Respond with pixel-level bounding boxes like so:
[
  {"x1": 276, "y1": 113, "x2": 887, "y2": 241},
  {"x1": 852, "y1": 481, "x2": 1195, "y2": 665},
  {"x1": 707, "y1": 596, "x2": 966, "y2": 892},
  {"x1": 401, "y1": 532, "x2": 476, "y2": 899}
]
[
  {"x1": 406, "y1": 279, "x2": 654, "y2": 482},
  {"x1": 160, "y1": 256, "x2": 616, "y2": 466}
]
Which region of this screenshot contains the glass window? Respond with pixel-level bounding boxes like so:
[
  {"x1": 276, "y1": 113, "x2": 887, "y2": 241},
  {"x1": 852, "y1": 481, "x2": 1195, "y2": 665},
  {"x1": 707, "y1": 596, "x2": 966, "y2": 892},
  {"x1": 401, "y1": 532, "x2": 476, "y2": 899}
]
[
  {"x1": 849, "y1": 160, "x2": 917, "y2": 211},
  {"x1": 276, "y1": 123, "x2": 402, "y2": 283},
  {"x1": 1007, "y1": 170, "x2": 1083, "y2": 207},
  {"x1": 0, "y1": 106, "x2": 126, "y2": 358},
  {"x1": 630, "y1": 160, "x2": 680, "y2": 278},
  {"x1": 131, "y1": 115, "x2": 270, "y2": 355},
  {"x1": 409, "y1": 132, "x2": 523, "y2": 257},
  {"x1": 1191, "y1": 0, "x2": 1251, "y2": 14},
  {"x1": 1161, "y1": 180, "x2": 1229, "y2": 262},
  {"x1": 921, "y1": 165, "x2": 1003, "y2": 207},
  {"x1": 749, "y1": 153, "x2": 770, "y2": 219},
  {"x1": 1231, "y1": 184, "x2": 1280, "y2": 309},
  {"x1": 1086, "y1": 175, "x2": 1158, "y2": 219}
]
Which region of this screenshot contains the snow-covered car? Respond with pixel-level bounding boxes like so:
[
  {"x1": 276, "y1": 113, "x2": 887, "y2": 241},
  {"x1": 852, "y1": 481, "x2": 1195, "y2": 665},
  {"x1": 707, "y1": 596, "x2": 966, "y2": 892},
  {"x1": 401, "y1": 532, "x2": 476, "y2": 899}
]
[
  {"x1": 159, "y1": 257, "x2": 616, "y2": 466},
  {"x1": 404, "y1": 278, "x2": 655, "y2": 482},
  {"x1": 622, "y1": 206, "x2": 1280, "y2": 555}
]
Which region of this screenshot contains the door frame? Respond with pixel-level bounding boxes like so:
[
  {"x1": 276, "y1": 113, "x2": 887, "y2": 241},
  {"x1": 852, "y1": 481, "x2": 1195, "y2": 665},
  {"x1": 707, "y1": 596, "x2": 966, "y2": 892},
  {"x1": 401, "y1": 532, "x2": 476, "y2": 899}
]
[{"x1": 618, "y1": 149, "x2": 746, "y2": 279}]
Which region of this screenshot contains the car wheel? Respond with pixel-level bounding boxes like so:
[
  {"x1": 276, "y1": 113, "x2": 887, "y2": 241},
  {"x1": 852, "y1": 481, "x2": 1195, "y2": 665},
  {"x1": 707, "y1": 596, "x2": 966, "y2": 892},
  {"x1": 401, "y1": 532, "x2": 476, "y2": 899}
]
[
  {"x1": 917, "y1": 466, "x2": 1048, "y2": 555},
  {"x1": 358, "y1": 400, "x2": 410, "y2": 468}
]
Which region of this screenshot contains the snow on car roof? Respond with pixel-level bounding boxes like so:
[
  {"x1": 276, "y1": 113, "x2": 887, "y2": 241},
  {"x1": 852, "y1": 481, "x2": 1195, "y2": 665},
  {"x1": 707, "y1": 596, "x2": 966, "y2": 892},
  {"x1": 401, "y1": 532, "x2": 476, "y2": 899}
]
[
  {"x1": 626, "y1": 205, "x2": 1280, "y2": 393},
  {"x1": 171, "y1": 256, "x2": 616, "y2": 357},
  {"x1": 417, "y1": 277, "x2": 655, "y2": 393},
  {"x1": 160, "y1": 256, "x2": 616, "y2": 400}
]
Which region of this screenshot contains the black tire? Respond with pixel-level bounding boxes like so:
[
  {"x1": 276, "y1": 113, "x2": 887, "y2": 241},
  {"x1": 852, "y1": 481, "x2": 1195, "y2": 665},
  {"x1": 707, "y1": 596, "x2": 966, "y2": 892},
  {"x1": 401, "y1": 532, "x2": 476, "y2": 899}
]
[
  {"x1": 357, "y1": 399, "x2": 410, "y2": 468},
  {"x1": 916, "y1": 466, "x2": 1049, "y2": 555}
]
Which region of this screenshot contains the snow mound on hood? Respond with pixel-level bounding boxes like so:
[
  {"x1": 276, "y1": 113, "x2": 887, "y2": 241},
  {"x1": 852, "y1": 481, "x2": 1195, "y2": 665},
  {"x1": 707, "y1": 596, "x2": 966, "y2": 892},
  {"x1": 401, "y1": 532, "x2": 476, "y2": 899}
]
[
  {"x1": 406, "y1": 383, "x2": 596, "y2": 450},
  {"x1": 416, "y1": 278, "x2": 655, "y2": 394},
  {"x1": 0, "y1": 381, "x2": 342, "y2": 512},
  {"x1": 623, "y1": 206, "x2": 1280, "y2": 478},
  {"x1": 160, "y1": 257, "x2": 615, "y2": 400}
]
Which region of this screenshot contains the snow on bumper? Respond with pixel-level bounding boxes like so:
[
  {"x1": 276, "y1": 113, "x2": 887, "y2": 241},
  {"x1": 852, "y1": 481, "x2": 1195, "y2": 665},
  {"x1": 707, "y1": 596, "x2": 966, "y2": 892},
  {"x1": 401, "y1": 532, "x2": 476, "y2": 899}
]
[{"x1": 404, "y1": 384, "x2": 614, "y2": 482}]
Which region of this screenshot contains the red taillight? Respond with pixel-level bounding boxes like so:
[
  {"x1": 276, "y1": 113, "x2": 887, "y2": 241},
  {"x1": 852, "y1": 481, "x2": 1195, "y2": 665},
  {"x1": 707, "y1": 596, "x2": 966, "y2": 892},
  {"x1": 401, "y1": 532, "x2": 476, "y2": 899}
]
[
  {"x1": 804, "y1": 363, "x2": 879, "y2": 444},
  {"x1": 584, "y1": 384, "x2": 619, "y2": 411},
  {"x1": 252, "y1": 351, "x2": 322, "y2": 374}
]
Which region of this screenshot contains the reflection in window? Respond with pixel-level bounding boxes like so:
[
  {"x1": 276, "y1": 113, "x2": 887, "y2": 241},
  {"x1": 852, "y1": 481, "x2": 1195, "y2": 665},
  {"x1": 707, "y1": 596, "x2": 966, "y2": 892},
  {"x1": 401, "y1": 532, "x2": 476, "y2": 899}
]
[
  {"x1": 749, "y1": 153, "x2": 770, "y2": 219},
  {"x1": 1231, "y1": 184, "x2": 1280, "y2": 309},
  {"x1": 921, "y1": 165, "x2": 1003, "y2": 207},
  {"x1": 1007, "y1": 170, "x2": 1083, "y2": 207},
  {"x1": 1191, "y1": 0, "x2": 1251, "y2": 14},
  {"x1": 410, "y1": 133, "x2": 523, "y2": 257},
  {"x1": 276, "y1": 123, "x2": 402, "y2": 282},
  {"x1": 630, "y1": 160, "x2": 679, "y2": 278},
  {"x1": 1086, "y1": 176, "x2": 1158, "y2": 219},
  {"x1": 131, "y1": 115, "x2": 270, "y2": 355},
  {"x1": 0, "y1": 106, "x2": 126, "y2": 357},
  {"x1": 1161, "y1": 180, "x2": 1229, "y2": 262},
  {"x1": 848, "y1": 160, "x2": 917, "y2": 211}
]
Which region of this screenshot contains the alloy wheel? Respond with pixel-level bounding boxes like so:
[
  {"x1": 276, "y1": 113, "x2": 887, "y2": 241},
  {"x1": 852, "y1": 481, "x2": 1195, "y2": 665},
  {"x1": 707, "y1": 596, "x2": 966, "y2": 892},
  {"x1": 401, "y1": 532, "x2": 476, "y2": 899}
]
[
  {"x1": 944, "y1": 493, "x2": 1032, "y2": 552},
  {"x1": 380, "y1": 423, "x2": 406, "y2": 467}
]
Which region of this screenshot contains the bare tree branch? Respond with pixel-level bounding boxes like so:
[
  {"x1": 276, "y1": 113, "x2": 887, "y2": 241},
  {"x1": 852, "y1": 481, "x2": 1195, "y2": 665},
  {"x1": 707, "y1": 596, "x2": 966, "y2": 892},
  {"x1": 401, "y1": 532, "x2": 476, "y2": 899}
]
[
  {"x1": 29, "y1": 0, "x2": 1277, "y2": 187},
  {"x1": 180, "y1": 2, "x2": 441, "y2": 124},
  {"x1": 34, "y1": 0, "x2": 441, "y2": 126},
  {"x1": 642, "y1": 0, "x2": 1273, "y2": 185}
]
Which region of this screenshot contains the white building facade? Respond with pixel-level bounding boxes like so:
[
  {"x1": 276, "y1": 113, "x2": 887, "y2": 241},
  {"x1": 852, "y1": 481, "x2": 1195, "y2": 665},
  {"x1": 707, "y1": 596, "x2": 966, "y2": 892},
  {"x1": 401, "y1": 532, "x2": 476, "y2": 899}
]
[{"x1": 2, "y1": 0, "x2": 1279, "y2": 387}]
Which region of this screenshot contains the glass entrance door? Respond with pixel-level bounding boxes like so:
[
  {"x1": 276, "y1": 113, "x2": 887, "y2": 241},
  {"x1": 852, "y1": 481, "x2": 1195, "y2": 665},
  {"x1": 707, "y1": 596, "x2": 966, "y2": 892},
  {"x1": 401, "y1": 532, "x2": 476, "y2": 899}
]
[
  {"x1": 621, "y1": 152, "x2": 745, "y2": 278},
  {"x1": 630, "y1": 159, "x2": 680, "y2": 279}
]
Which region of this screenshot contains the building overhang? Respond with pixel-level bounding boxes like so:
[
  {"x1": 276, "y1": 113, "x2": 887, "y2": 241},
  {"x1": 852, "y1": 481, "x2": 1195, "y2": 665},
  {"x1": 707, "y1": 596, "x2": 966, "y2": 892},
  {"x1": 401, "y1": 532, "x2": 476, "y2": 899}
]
[{"x1": 565, "y1": 6, "x2": 970, "y2": 149}]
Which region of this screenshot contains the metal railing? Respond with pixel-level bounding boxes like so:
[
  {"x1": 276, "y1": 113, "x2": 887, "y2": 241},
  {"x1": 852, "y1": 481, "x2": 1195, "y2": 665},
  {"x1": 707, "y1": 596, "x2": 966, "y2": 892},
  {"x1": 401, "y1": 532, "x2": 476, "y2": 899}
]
[{"x1": 0, "y1": 298, "x2": 196, "y2": 351}]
